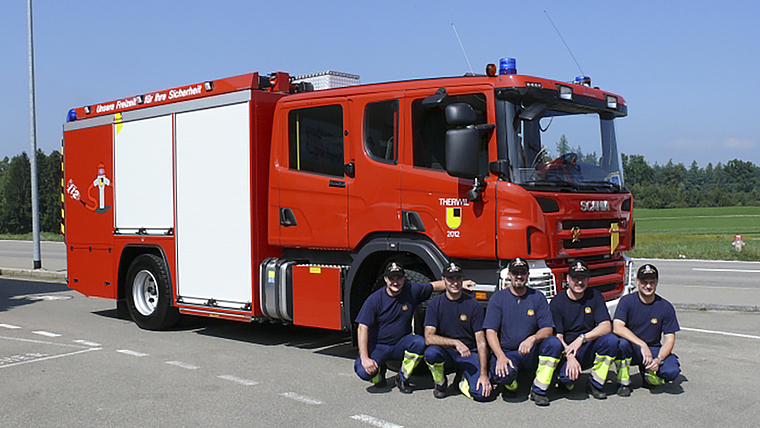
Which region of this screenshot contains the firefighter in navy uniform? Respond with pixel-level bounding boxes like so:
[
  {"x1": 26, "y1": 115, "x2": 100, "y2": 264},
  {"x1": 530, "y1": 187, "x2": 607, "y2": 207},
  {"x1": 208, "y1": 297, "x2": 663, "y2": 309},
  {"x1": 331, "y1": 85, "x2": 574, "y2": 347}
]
[
  {"x1": 484, "y1": 258, "x2": 563, "y2": 406},
  {"x1": 354, "y1": 261, "x2": 446, "y2": 393},
  {"x1": 613, "y1": 263, "x2": 681, "y2": 395},
  {"x1": 550, "y1": 260, "x2": 618, "y2": 399},
  {"x1": 423, "y1": 262, "x2": 491, "y2": 401}
]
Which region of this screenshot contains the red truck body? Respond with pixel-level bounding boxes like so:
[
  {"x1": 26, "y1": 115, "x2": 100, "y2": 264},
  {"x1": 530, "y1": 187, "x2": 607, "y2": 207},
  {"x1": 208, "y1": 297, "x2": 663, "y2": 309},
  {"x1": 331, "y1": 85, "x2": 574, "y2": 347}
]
[{"x1": 62, "y1": 62, "x2": 635, "y2": 332}]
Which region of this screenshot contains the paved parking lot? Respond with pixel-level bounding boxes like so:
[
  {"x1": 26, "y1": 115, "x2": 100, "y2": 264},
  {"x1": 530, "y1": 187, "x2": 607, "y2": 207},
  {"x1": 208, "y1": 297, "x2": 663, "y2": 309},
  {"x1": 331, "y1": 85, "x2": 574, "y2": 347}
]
[{"x1": 1, "y1": 277, "x2": 759, "y2": 428}]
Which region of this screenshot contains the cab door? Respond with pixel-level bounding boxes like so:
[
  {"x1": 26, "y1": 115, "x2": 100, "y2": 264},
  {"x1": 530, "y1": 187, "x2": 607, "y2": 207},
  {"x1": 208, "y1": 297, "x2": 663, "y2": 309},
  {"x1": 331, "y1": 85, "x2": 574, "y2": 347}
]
[
  {"x1": 275, "y1": 98, "x2": 350, "y2": 249},
  {"x1": 399, "y1": 88, "x2": 497, "y2": 260}
]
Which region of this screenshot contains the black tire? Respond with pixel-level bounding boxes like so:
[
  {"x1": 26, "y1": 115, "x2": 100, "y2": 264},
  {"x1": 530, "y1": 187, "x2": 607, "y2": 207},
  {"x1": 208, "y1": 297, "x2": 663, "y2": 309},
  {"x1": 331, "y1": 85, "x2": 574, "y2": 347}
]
[
  {"x1": 405, "y1": 269, "x2": 433, "y2": 336},
  {"x1": 125, "y1": 254, "x2": 180, "y2": 330}
]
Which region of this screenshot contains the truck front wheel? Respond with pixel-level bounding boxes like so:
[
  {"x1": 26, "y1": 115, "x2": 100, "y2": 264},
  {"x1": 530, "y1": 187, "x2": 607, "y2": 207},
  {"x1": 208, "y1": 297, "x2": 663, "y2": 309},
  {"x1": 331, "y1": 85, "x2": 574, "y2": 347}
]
[{"x1": 125, "y1": 254, "x2": 180, "y2": 330}]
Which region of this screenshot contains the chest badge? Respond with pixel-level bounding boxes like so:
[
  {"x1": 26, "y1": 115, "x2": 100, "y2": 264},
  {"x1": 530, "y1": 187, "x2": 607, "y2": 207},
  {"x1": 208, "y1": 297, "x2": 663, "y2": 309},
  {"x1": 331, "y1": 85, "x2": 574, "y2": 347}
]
[
  {"x1": 650, "y1": 317, "x2": 658, "y2": 324},
  {"x1": 402, "y1": 304, "x2": 409, "y2": 311},
  {"x1": 460, "y1": 314, "x2": 468, "y2": 321},
  {"x1": 527, "y1": 309, "x2": 535, "y2": 316},
  {"x1": 585, "y1": 307, "x2": 592, "y2": 314}
]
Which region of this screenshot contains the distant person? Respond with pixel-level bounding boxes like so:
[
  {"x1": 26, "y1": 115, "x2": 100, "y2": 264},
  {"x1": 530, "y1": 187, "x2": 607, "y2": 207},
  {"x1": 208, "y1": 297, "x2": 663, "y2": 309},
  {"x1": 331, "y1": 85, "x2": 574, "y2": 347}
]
[
  {"x1": 550, "y1": 260, "x2": 618, "y2": 399},
  {"x1": 483, "y1": 258, "x2": 563, "y2": 406},
  {"x1": 613, "y1": 263, "x2": 681, "y2": 395},
  {"x1": 423, "y1": 262, "x2": 491, "y2": 401},
  {"x1": 354, "y1": 261, "x2": 445, "y2": 393}
]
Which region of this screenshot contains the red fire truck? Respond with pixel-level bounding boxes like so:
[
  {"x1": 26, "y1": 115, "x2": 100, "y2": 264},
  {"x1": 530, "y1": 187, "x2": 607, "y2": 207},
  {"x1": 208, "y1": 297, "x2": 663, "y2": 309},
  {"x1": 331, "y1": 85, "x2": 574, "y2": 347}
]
[{"x1": 62, "y1": 58, "x2": 635, "y2": 333}]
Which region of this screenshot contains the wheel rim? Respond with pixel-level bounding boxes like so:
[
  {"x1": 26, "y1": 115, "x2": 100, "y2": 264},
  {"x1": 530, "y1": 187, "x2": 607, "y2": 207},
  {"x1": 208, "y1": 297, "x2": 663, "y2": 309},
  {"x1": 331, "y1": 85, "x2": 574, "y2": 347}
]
[{"x1": 132, "y1": 270, "x2": 159, "y2": 316}]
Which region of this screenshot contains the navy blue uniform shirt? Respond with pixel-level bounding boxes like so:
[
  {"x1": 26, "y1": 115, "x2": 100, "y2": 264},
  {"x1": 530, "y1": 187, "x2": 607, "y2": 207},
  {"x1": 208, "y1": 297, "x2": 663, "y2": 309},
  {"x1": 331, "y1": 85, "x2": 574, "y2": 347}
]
[
  {"x1": 424, "y1": 293, "x2": 484, "y2": 350},
  {"x1": 550, "y1": 288, "x2": 610, "y2": 344},
  {"x1": 483, "y1": 287, "x2": 553, "y2": 351},
  {"x1": 356, "y1": 282, "x2": 433, "y2": 346},
  {"x1": 614, "y1": 293, "x2": 680, "y2": 347}
]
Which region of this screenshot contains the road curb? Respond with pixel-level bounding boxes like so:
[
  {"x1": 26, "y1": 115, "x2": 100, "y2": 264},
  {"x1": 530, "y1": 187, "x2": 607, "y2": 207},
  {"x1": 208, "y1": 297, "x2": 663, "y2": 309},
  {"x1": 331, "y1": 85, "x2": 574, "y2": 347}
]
[
  {"x1": 674, "y1": 302, "x2": 759, "y2": 313},
  {"x1": 0, "y1": 268, "x2": 66, "y2": 283}
]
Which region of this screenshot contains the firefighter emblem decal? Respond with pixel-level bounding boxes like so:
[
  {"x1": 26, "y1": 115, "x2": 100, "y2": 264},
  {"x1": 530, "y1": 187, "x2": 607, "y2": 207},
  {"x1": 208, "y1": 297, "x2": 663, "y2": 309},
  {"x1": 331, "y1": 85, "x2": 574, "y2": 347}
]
[
  {"x1": 67, "y1": 162, "x2": 112, "y2": 214},
  {"x1": 585, "y1": 306, "x2": 592, "y2": 314},
  {"x1": 460, "y1": 314, "x2": 468, "y2": 321},
  {"x1": 650, "y1": 318, "x2": 659, "y2": 325},
  {"x1": 527, "y1": 309, "x2": 535, "y2": 316}
]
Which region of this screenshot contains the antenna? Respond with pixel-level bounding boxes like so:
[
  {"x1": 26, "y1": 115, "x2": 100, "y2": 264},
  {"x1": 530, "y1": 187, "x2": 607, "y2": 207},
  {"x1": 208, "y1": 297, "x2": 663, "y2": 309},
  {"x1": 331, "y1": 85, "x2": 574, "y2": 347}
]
[
  {"x1": 451, "y1": 23, "x2": 474, "y2": 75},
  {"x1": 544, "y1": 10, "x2": 585, "y2": 76}
]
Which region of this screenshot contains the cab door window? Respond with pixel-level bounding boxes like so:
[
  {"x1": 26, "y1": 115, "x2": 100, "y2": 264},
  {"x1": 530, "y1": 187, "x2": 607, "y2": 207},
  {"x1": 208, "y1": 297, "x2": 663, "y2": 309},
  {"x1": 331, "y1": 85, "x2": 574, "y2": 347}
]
[
  {"x1": 412, "y1": 93, "x2": 489, "y2": 175},
  {"x1": 364, "y1": 99, "x2": 398, "y2": 163},
  {"x1": 288, "y1": 105, "x2": 344, "y2": 176}
]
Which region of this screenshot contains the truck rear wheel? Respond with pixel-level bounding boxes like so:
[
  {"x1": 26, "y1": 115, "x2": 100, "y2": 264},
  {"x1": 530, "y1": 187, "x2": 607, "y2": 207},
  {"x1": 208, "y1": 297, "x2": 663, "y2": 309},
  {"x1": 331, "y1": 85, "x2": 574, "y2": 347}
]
[{"x1": 125, "y1": 254, "x2": 180, "y2": 330}]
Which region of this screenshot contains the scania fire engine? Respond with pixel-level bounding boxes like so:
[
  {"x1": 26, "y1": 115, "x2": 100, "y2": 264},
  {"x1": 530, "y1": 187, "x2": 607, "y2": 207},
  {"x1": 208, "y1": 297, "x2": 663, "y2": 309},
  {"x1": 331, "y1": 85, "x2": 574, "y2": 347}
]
[{"x1": 62, "y1": 58, "x2": 635, "y2": 333}]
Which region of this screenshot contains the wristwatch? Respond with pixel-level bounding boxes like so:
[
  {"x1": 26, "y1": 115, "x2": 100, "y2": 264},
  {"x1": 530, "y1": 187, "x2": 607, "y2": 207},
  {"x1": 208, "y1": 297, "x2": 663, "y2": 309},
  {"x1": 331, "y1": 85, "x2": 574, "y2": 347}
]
[
  {"x1": 580, "y1": 333, "x2": 587, "y2": 344},
  {"x1": 655, "y1": 357, "x2": 664, "y2": 364}
]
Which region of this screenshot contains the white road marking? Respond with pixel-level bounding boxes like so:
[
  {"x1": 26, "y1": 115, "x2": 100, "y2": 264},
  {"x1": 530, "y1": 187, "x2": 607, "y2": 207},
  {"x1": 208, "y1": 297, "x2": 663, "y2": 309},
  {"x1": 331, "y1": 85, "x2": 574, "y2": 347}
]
[
  {"x1": 165, "y1": 361, "x2": 199, "y2": 370},
  {"x1": 692, "y1": 268, "x2": 760, "y2": 273},
  {"x1": 0, "y1": 335, "x2": 88, "y2": 348},
  {"x1": 0, "y1": 347, "x2": 101, "y2": 369},
  {"x1": 0, "y1": 324, "x2": 22, "y2": 329},
  {"x1": 218, "y1": 375, "x2": 259, "y2": 386},
  {"x1": 32, "y1": 331, "x2": 61, "y2": 338},
  {"x1": 682, "y1": 327, "x2": 760, "y2": 341},
  {"x1": 117, "y1": 349, "x2": 148, "y2": 357},
  {"x1": 350, "y1": 414, "x2": 404, "y2": 428},
  {"x1": 279, "y1": 392, "x2": 323, "y2": 405},
  {"x1": 73, "y1": 340, "x2": 101, "y2": 347}
]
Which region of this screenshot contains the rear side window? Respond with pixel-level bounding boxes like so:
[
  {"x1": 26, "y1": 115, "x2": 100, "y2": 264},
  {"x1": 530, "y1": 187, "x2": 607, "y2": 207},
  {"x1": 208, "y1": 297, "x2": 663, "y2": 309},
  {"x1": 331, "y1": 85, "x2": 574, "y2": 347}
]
[
  {"x1": 364, "y1": 99, "x2": 398, "y2": 163},
  {"x1": 288, "y1": 105, "x2": 344, "y2": 177}
]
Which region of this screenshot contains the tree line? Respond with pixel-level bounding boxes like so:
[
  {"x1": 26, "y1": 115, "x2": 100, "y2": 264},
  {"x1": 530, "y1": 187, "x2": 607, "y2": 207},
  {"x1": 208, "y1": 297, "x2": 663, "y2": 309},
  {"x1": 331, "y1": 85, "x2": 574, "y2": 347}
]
[{"x1": 0, "y1": 149, "x2": 758, "y2": 235}]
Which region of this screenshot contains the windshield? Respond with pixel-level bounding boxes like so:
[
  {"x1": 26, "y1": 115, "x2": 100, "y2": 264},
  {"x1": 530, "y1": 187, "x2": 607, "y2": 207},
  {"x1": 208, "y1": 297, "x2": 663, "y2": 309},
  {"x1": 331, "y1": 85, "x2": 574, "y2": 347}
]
[{"x1": 503, "y1": 103, "x2": 625, "y2": 192}]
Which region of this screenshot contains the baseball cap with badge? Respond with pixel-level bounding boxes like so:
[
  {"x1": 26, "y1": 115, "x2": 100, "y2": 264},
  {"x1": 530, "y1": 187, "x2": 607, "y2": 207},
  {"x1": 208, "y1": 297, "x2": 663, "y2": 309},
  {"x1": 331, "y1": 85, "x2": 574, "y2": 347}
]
[
  {"x1": 384, "y1": 261, "x2": 405, "y2": 277},
  {"x1": 637, "y1": 264, "x2": 658, "y2": 280},
  {"x1": 442, "y1": 262, "x2": 464, "y2": 278},
  {"x1": 568, "y1": 260, "x2": 590, "y2": 277},
  {"x1": 508, "y1": 258, "x2": 529, "y2": 273}
]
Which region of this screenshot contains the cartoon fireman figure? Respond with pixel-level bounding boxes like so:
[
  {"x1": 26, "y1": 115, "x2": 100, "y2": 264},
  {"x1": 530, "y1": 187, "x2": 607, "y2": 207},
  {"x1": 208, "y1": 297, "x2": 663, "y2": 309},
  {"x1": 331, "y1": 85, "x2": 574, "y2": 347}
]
[{"x1": 85, "y1": 162, "x2": 112, "y2": 214}]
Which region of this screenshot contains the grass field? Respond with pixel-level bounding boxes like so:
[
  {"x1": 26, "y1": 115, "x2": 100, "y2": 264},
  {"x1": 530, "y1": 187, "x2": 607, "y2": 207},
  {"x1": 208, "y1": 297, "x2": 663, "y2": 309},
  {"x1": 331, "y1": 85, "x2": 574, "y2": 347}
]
[{"x1": 629, "y1": 206, "x2": 760, "y2": 261}]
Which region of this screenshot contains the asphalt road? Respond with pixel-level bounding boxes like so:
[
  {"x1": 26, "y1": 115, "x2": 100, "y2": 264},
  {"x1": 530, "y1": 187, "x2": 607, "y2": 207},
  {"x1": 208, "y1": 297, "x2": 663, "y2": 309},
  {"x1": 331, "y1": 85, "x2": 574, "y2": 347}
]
[{"x1": 1, "y1": 277, "x2": 759, "y2": 428}]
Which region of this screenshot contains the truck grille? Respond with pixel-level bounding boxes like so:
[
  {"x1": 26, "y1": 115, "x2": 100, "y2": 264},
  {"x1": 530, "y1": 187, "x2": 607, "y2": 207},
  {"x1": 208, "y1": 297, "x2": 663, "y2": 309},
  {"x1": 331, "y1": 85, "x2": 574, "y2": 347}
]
[{"x1": 528, "y1": 271, "x2": 557, "y2": 299}]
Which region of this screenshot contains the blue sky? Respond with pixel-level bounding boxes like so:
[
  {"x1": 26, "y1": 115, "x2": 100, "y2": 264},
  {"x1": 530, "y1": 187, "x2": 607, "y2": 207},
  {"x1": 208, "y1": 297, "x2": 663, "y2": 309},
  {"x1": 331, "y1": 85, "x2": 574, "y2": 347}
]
[{"x1": 2, "y1": 0, "x2": 758, "y2": 168}]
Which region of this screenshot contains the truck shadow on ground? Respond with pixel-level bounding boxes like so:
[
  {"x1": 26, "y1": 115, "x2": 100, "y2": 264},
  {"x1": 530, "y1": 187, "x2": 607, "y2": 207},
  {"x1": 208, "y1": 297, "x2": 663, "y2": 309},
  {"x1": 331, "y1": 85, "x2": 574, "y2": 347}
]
[
  {"x1": 0, "y1": 278, "x2": 71, "y2": 313},
  {"x1": 93, "y1": 308, "x2": 356, "y2": 359}
]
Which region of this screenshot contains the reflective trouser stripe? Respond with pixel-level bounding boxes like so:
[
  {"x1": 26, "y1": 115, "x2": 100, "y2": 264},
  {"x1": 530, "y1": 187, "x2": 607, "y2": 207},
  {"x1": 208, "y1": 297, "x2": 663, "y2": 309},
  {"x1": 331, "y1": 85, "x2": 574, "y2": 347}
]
[
  {"x1": 591, "y1": 354, "x2": 615, "y2": 386},
  {"x1": 616, "y1": 358, "x2": 632, "y2": 386},
  {"x1": 534, "y1": 356, "x2": 560, "y2": 391},
  {"x1": 459, "y1": 377, "x2": 472, "y2": 399},
  {"x1": 426, "y1": 361, "x2": 446, "y2": 386},
  {"x1": 401, "y1": 351, "x2": 422, "y2": 381},
  {"x1": 645, "y1": 370, "x2": 665, "y2": 386},
  {"x1": 505, "y1": 379, "x2": 518, "y2": 392}
]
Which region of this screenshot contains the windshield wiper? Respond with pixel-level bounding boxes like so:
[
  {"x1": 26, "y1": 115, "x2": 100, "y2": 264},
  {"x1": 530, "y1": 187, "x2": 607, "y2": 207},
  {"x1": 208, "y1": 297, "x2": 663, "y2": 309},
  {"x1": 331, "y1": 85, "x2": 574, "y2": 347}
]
[
  {"x1": 525, "y1": 179, "x2": 580, "y2": 191},
  {"x1": 579, "y1": 181, "x2": 622, "y2": 191}
]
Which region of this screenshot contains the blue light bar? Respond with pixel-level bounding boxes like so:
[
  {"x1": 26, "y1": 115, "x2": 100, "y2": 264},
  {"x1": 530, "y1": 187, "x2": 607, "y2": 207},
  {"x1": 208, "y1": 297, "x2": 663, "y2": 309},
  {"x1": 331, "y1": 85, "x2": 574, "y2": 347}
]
[
  {"x1": 67, "y1": 109, "x2": 77, "y2": 122},
  {"x1": 499, "y1": 57, "x2": 517, "y2": 75}
]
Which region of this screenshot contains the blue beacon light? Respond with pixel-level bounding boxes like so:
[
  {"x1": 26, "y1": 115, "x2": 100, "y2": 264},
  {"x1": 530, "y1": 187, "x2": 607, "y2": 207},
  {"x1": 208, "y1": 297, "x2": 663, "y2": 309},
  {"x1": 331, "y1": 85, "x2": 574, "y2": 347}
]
[
  {"x1": 67, "y1": 109, "x2": 78, "y2": 122},
  {"x1": 499, "y1": 57, "x2": 517, "y2": 75}
]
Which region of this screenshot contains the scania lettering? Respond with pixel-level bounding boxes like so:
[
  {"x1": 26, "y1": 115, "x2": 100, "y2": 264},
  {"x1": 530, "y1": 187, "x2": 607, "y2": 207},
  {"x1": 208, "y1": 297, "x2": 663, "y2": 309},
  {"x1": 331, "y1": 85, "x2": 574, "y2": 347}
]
[{"x1": 62, "y1": 61, "x2": 635, "y2": 335}]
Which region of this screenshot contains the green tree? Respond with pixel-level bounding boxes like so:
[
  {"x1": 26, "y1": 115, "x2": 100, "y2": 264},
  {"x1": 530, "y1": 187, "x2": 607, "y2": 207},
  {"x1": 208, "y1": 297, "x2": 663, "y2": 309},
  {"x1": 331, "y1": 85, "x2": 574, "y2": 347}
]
[{"x1": 0, "y1": 153, "x2": 31, "y2": 234}]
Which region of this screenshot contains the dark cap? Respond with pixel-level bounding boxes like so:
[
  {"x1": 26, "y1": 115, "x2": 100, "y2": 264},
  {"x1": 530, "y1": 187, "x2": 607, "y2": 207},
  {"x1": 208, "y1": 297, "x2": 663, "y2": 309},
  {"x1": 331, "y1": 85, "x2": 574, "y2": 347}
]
[
  {"x1": 384, "y1": 261, "x2": 405, "y2": 277},
  {"x1": 508, "y1": 258, "x2": 529, "y2": 273},
  {"x1": 637, "y1": 264, "x2": 658, "y2": 280},
  {"x1": 568, "y1": 260, "x2": 590, "y2": 277},
  {"x1": 442, "y1": 262, "x2": 464, "y2": 278}
]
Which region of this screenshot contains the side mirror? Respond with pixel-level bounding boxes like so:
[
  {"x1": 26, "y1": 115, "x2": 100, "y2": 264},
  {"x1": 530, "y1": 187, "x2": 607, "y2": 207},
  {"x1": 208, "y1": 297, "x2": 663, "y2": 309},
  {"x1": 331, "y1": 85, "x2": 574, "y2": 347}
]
[
  {"x1": 519, "y1": 103, "x2": 547, "y2": 121},
  {"x1": 445, "y1": 127, "x2": 480, "y2": 179},
  {"x1": 445, "y1": 103, "x2": 477, "y2": 126}
]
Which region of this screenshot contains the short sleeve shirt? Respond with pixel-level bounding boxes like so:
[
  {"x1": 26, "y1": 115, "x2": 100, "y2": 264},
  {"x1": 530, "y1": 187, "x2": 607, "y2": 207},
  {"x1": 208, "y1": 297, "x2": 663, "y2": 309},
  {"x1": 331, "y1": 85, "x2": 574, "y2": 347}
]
[
  {"x1": 550, "y1": 288, "x2": 611, "y2": 344},
  {"x1": 424, "y1": 293, "x2": 484, "y2": 350},
  {"x1": 614, "y1": 293, "x2": 680, "y2": 347},
  {"x1": 483, "y1": 287, "x2": 553, "y2": 351},
  {"x1": 355, "y1": 282, "x2": 433, "y2": 346}
]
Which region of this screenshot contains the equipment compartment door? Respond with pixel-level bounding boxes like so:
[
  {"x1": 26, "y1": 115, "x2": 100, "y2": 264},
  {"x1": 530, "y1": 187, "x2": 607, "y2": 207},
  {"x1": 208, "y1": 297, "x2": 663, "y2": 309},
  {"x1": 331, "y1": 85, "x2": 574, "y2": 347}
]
[{"x1": 175, "y1": 102, "x2": 253, "y2": 308}]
